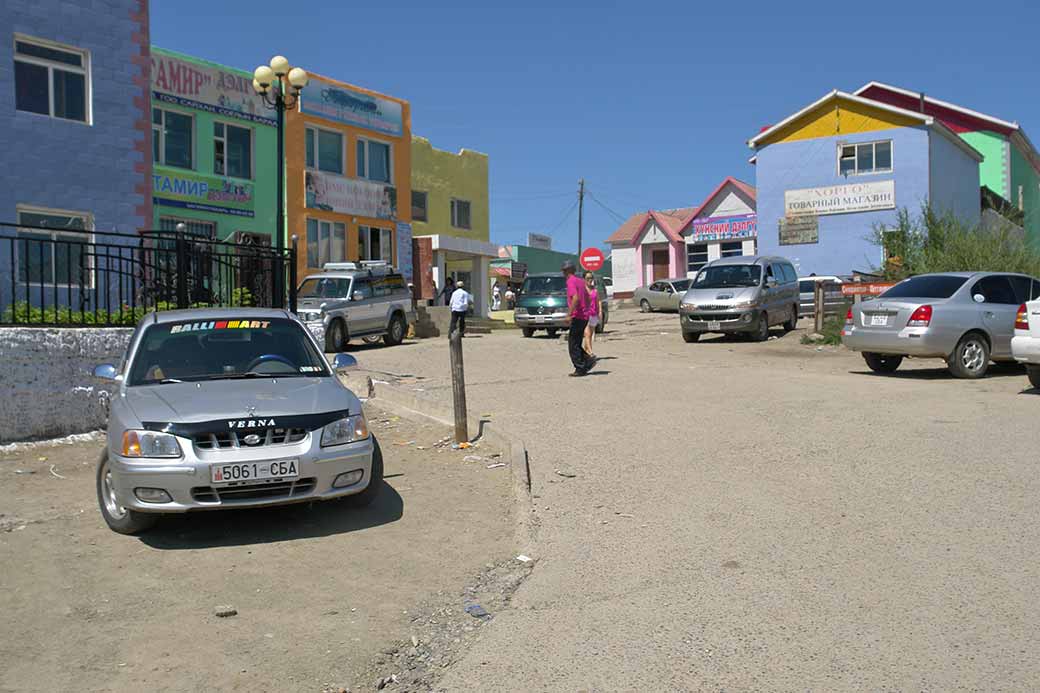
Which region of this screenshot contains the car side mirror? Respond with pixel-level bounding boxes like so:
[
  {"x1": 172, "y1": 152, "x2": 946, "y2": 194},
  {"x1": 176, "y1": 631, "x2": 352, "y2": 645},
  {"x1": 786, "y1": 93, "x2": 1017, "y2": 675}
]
[
  {"x1": 93, "y1": 363, "x2": 121, "y2": 381},
  {"x1": 973, "y1": 293, "x2": 986, "y2": 304},
  {"x1": 352, "y1": 291, "x2": 364, "y2": 302},
  {"x1": 765, "y1": 277, "x2": 777, "y2": 287},
  {"x1": 331, "y1": 353, "x2": 358, "y2": 371}
]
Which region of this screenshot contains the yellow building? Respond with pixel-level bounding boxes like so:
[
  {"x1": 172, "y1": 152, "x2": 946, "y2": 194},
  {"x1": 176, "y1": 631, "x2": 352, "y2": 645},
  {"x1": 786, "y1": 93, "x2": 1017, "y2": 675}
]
[
  {"x1": 410, "y1": 136, "x2": 497, "y2": 315},
  {"x1": 286, "y1": 73, "x2": 411, "y2": 281}
]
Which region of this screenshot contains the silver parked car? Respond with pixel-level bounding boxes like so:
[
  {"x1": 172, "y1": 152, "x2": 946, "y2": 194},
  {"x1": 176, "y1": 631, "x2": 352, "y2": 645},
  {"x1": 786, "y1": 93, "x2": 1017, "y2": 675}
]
[
  {"x1": 295, "y1": 262, "x2": 415, "y2": 352},
  {"x1": 634, "y1": 278, "x2": 691, "y2": 313},
  {"x1": 679, "y1": 255, "x2": 800, "y2": 342},
  {"x1": 92, "y1": 309, "x2": 381, "y2": 534},
  {"x1": 842, "y1": 272, "x2": 1040, "y2": 378}
]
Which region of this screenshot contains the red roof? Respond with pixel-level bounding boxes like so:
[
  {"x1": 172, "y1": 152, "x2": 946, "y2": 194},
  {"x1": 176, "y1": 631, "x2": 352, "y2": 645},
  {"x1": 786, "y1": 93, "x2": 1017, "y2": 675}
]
[{"x1": 855, "y1": 82, "x2": 1017, "y2": 136}]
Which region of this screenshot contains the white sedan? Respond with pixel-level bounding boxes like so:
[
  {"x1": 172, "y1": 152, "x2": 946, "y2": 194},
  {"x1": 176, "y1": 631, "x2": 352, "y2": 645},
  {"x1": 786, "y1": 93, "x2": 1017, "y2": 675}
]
[{"x1": 1011, "y1": 300, "x2": 1040, "y2": 389}]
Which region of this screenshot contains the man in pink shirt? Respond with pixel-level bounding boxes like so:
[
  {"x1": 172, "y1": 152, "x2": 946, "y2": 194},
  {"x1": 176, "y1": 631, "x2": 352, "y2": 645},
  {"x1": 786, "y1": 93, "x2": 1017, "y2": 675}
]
[{"x1": 563, "y1": 261, "x2": 596, "y2": 376}]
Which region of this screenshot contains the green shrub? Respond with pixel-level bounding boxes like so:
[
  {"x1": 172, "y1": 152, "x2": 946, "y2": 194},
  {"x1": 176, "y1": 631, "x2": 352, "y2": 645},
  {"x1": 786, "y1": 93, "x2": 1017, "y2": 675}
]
[{"x1": 801, "y1": 306, "x2": 849, "y2": 346}]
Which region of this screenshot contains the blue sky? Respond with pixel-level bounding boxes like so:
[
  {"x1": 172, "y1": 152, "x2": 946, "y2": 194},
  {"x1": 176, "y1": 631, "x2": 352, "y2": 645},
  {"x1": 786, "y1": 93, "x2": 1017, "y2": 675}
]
[{"x1": 152, "y1": 0, "x2": 1040, "y2": 254}]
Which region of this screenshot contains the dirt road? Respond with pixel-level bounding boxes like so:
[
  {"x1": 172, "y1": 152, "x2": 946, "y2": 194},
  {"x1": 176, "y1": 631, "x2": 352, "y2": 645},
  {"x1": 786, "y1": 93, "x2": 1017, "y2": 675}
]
[{"x1": 0, "y1": 405, "x2": 514, "y2": 692}]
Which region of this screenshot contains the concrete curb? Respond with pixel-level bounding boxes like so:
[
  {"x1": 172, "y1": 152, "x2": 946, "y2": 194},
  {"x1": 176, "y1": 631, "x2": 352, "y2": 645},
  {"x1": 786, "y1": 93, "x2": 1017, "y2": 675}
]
[{"x1": 344, "y1": 371, "x2": 537, "y2": 554}]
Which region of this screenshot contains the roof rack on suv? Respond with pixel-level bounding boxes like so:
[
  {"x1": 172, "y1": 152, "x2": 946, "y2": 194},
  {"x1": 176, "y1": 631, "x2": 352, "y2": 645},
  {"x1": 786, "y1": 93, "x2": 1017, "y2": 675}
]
[{"x1": 322, "y1": 261, "x2": 395, "y2": 275}]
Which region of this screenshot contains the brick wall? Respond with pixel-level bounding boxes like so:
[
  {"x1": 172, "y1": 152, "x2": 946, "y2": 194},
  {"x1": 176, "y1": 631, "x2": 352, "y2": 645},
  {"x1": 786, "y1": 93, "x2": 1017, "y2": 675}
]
[{"x1": 413, "y1": 236, "x2": 435, "y2": 300}]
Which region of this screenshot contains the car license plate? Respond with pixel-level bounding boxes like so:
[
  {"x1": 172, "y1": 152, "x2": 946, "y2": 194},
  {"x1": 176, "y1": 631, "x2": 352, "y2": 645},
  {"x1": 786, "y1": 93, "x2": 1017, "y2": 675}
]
[
  {"x1": 708, "y1": 321, "x2": 721, "y2": 331},
  {"x1": 870, "y1": 314, "x2": 888, "y2": 326},
  {"x1": 211, "y1": 459, "x2": 299, "y2": 485}
]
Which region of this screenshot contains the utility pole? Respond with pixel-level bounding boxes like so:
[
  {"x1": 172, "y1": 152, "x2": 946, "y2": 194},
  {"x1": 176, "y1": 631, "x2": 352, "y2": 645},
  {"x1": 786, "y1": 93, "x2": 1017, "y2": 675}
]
[{"x1": 577, "y1": 178, "x2": 585, "y2": 255}]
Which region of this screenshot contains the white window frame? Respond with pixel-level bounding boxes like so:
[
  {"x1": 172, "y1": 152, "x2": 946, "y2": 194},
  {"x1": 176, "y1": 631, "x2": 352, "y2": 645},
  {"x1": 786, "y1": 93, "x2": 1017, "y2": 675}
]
[
  {"x1": 213, "y1": 119, "x2": 254, "y2": 179},
  {"x1": 687, "y1": 243, "x2": 709, "y2": 273},
  {"x1": 153, "y1": 106, "x2": 195, "y2": 169},
  {"x1": 15, "y1": 205, "x2": 96, "y2": 288},
  {"x1": 306, "y1": 126, "x2": 345, "y2": 175},
  {"x1": 450, "y1": 198, "x2": 472, "y2": 230},
  {"x1": 719, "y1": 240, "x2": 744, "y2": 258},
  {"x1": 837, "y1": 139, "x2": 893, "y2": 177},
  {"x1": 358, "y1": 225, "x2": 392, "y2": 261},
  {"x1": 13, "y1": 34, "x2": 92, "y2": 124},
  {"x1": 356, "y1": 136, "x2": 393, "y2": 183},
  {"x1": 306, "y1": 217, "x2": 347, "y2": 267}
]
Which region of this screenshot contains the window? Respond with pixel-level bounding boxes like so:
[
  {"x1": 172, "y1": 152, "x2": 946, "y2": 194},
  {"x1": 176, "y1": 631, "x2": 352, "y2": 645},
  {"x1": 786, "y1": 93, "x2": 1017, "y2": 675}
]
[
  {"x1": 971, "y1": 275, "x2": 1018, "y2": 305},
  {"x1": 159, "y1": 217, "x2": 216, "y2": 238},
  {"x1": 687, "y1": 243, "x2": 709, "y2": 273},
  {"x1": 358, "y1": 225, "x2": 392, "y2": 261},
  {"x1": 213, "y1": 122, "x2": 252, "y2": 178},
  {"x1": 14, "y1": 37, "x2": 88, "y2": 122},
  {"x1": 153, "y1": 108, "x2": 193, "y2": 169},
  {"x1": 15, "y1": 208, "x2": 93, "y2": 286},
  {"x1": 648, "y1": 282, "x2": 663, "y2": 293},
  {"x1": 305, "y1": 218, "x2": 346, "y2": 267},
  {"x1": 298, "y1": 276, "x2": 352, "y2": 299},
  {"x1": 412, "y1": 191, "x2": 428, "y2": 222},
  {"x1": 1008, "y1": 276, "x2": 1040, "y2": 303},
  {"x1": 356, "y1": 138, "x2": 391, "y2": 182},
  {"x1": 306, "y1": 127, "x2": 343, "y2": 174},
  {"x1": 451, "y1": 199, "x2": 472, "y2": 229},
  {"x1": 839, "y1": 140, "x2": 892, "y2": 176},
  {"x1": 351, "y1": 279, "x2": 373, "y2": 300},
  {"x1": 880, "y1": 275, "x2": 967, "y2": 299},
  {"x1": 720, "y1": 241, "x2": 744, "y2": 258}
]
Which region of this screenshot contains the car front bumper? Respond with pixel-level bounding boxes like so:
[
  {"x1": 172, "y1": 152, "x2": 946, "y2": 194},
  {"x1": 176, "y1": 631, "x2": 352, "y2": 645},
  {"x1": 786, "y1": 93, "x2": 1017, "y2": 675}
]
[
  {"x1": 515, "y1": 311, "x2": 569, "y2": 328},
  {"x1": 107, "y1": 433, "x2": 375, "y2": 513},
  {"x1": 1012, "y1": 335, "x2": 1040, "y2": 364},
  {"x1": 680, "y1": 309, "x2": 761, "y2": 333},
  {"x1": 841, "y1": 325, "x2": 953, "y2": 357}
]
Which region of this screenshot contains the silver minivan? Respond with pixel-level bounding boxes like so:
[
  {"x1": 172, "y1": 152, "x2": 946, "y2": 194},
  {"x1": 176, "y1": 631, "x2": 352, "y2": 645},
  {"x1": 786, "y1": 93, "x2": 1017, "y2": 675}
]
[{"x1": 678, "y1": 255, "x2": 800, "y2": 342}]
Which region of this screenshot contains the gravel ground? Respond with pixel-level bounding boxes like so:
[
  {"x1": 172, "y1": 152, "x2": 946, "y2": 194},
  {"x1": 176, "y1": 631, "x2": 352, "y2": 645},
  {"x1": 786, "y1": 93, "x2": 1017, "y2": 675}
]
[{"x1": 350, "y1": 310, "x2": 1040, "y2": 691}]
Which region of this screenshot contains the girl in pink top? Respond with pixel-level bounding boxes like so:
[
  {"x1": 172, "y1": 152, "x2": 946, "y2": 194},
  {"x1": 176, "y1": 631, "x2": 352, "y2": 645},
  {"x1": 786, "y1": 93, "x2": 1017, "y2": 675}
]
[{"x1": 582, "y1": 271, "x2": 600, "y2": 358}]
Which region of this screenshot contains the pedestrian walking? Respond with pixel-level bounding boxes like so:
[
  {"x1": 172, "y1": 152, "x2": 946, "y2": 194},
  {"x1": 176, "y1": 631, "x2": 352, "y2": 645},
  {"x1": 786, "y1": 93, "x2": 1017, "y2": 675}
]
[
  {"x1": 449, "y1": 280, "x2": 472, "y2": 337},
  {"x1": 582, "y1": 271, "x2": 600, "y2": 358},
  {"x1": 563, "y1": 261, "x2": 595, "y2": 376},
  {"x1": 492, "y1": 283, "x2": 502, "y2": 311}
]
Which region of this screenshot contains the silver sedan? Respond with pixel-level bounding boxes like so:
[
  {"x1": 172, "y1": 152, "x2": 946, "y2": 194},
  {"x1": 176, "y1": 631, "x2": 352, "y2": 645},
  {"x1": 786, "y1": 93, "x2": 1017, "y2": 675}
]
[
  {"x1": 842, "y1": 271, "x2": 1040, "y2": 378},
  {"x1": 634, "y1": 278, "x2": 691, "y2": 313}
]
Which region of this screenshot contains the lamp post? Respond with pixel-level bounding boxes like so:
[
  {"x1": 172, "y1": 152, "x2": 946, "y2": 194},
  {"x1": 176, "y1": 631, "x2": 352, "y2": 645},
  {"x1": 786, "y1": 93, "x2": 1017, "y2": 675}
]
[{"x1": 252, "y1": 55, "x2": 308, "y2": 308}]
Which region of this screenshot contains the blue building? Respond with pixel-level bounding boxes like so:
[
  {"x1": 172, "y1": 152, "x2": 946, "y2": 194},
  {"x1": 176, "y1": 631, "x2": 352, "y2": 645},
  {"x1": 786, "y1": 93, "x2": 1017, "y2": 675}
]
[
  {"x1": 0, "y1": 0, "x2": 151, "y2": 315},
  {"x1": 749, "y1": 90, "x2": 982, "y2": 276}
]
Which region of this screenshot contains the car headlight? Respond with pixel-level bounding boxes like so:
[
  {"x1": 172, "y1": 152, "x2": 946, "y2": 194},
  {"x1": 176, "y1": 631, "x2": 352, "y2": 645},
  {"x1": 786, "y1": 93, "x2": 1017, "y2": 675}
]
[
  {"x1": 122, "y1": 430, "x2": 182, "y2": 458},
  {"x1": 731, "y1": 300, "x2": 755, "y2": 310},
  {"x1": 680, "y1": 302, "x2": 697, "y2": 312},
  {"x1": 321, "y1": 414, "x2": 369, "y2": 447}
]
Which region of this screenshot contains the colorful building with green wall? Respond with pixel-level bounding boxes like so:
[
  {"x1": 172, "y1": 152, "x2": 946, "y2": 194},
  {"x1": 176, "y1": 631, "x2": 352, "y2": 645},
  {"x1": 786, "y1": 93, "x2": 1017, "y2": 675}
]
[
  {"x1": 150, "y1": 47, "x2": 277, "y2": 244},
  {"x1": 856, "y1": 82, "x2": 1040, "y2": 247}
]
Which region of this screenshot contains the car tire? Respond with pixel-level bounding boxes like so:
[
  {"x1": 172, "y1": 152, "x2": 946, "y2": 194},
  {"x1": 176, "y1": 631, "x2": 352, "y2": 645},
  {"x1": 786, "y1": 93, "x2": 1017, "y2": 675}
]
[
  {"x1": 521, "y1": 327, "x2": 535, "y2": 338},
  {"x1": 640, "y1": 299, "x2": 652, "y2": 313},
  {"x1": 1028, "y1": 365, "x2": 1040, "y2": 390},
  {"x1": 383, "y1": 314, "x2": 406, "y2": 346},
  {"x1": 863, "y1": 352, "x2": 903, "y2": 374},
  {"x1": 948, "y1": 332, "x2": 990, "y2": 379},
  {"x1": 325, "y1": 319, "x2": 347, "y2": 353},
  {"x1": 783, "y1": 305, "x2": 798, "y2": 332},
  {"x1": 682, "y1": 331, "x2": 700, "y2": 343},
  {"x1": 547, "y1": 328, "x2": 558, "y2": 338},
  {"x1": 753, "y1": 312, "x2": 769, "y2": 342},
  {"x1": 96, "y1": 452, "x2": 157, "y2": 535},
  {"x1": 343, "y1": 437, "x2": 384, "y2": 508}
]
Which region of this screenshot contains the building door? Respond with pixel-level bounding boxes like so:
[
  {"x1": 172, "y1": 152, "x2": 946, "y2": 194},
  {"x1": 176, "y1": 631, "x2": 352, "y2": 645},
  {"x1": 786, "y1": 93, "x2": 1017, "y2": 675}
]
[{"x1": 651, "y1": 250, "x2": 669, "y2": 280}]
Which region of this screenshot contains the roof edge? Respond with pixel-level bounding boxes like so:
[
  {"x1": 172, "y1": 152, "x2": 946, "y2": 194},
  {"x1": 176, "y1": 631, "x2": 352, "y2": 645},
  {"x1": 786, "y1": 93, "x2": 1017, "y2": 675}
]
[{"x1": 853, "y1": 81, "x2": 1019, "y2": 132}]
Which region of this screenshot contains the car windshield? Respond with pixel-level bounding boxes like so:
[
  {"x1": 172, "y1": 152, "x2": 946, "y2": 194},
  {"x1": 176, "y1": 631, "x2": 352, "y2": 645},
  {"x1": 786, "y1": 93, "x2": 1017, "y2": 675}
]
[
  {"x1": 671, "y1": 280, "x2": 691, "y2": 292},
  {"x1": 693, "y1": 264, "x2": 761, "y2": 288},
  {"x1": 522, "y1": 276, "x2": 567, "y2": 295},
  {"x1": 128, "y1": 318, "x2": 329, "y2": 386},
  {"x1": 298, "y1": 277, "x2": 352, "y2": 299},
  {"x1": 880, "y1": 275, "x2": 968, "y2": 299}
]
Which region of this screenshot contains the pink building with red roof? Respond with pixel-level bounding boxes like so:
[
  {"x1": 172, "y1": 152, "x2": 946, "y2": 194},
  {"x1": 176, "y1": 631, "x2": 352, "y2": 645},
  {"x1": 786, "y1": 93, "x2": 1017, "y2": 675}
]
[{"x1": 606, "y1": 177, "x2": 756, "y2": 297}]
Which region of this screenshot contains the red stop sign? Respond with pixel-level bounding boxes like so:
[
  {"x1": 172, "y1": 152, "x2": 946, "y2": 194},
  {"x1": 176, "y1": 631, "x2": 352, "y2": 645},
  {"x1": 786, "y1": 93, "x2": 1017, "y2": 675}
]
[{"x1": 580, "y1": 247, "x2": 604, "y2": 272}]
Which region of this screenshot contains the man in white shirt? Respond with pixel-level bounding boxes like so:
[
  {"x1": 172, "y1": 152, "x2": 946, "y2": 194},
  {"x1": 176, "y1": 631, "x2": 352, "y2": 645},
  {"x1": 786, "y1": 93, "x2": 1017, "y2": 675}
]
[{"x1": 449, "y1": 280, "x2": 473, "y2": 337}]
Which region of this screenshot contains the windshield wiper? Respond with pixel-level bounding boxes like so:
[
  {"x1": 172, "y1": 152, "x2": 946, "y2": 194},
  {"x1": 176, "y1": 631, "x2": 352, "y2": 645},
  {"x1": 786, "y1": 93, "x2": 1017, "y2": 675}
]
[{"x1": 196, "y1": 372, "x2": 307, "y2": 381}]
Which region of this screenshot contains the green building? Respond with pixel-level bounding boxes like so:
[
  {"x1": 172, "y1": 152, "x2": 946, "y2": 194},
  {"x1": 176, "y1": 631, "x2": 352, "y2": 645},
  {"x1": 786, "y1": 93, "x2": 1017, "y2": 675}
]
[{"x1": 150, "y1": 47, "x2": 277, "y2": 244}]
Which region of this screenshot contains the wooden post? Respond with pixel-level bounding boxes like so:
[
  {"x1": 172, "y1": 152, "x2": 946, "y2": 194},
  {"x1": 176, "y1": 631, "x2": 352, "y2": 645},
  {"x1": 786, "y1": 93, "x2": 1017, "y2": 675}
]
[
  {"x1": 449, "y1": 330, "x2": 468, "y2": 444},
  {"x1": 813, "y1": 281, "x2": 825, "y2": 334}
]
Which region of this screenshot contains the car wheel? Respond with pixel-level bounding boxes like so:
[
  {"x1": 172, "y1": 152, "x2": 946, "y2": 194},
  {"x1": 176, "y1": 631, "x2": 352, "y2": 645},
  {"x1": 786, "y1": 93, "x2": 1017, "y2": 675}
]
[
  {"x1": 521, "y1": 327, "x2": 535, "y2": 338},
  {"x1": 682, "y1": 331, "x2": 700, "y2": 343},
  {"x1": 640, "y1": 299, "x2": 652, "y2": 313},
  {"x1": 1028, "y1": 365, "x2": 1040, "y2": 390},
  {"x1": 783, "y1": 305, "x2": 798, "y2": 332},
  {"x1": 753, "y1": 312, "x2": 769, "y2": 342},
  {"x1": 383, "y1": 314, "x2": 406, "y2": 346},
  {"x1": 343, "y1": 437, "x2": 384, "y2": 508},
  {"x1": 96, "y1": 452, "x2": 157, "y2": 535},
  {"x1": 949, "y1": 333, "x2": 990, "y2": 379},
  {"x1": 325, "y1": 319, "x2": 347, "y2": 352},
  {"x1": 863, "y1": 352, "x2": 903, "y2": 374},
  {"x1": 547, "y1": 328, "x2": 558, "y2": 338}
]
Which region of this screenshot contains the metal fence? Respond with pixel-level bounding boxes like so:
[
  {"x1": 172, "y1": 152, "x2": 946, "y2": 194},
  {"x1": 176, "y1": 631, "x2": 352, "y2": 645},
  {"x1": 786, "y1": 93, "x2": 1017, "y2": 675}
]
[{"x1": 0, "y1": 221, "x2": 296, "y2": 327}]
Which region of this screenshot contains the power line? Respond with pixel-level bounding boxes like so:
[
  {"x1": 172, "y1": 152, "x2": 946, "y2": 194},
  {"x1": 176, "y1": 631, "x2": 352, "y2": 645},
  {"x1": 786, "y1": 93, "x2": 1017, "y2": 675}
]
[
  {"x1": 585, "y1": 191, "x2": 629, "y2": 225},
  {"x1": 546, "y1": 199, "x2": 580, "y2": 237},
  {"x1": 491, "y1": 191, "x2": 575, "y2": 202}
]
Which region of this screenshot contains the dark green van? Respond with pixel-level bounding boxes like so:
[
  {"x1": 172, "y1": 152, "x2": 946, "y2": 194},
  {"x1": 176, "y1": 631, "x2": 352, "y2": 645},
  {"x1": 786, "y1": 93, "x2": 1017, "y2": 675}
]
[{"x1": 514, "y1": 272, "x2": 609, "y2": 338}]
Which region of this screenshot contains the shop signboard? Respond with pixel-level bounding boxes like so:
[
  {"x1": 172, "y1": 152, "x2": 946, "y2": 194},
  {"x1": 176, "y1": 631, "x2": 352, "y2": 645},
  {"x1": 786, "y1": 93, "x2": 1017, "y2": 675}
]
[
  {"x1": 689, "y1": 213, "x2": 757, "y2": 242},
  {"x1": 299, "y1": 81, "x2": 403, "y2": 137},
  {"x1": 305, "y1": 170, "x2": 397, "y2": 220},
  {"x1": 784, "y1": 180, "x2": 895, "y2": 216},
  {"x1": 512, "y1": 262, "x2": 528, "y2": 280},
  {"x1": 151, "y1": 51, "x2": 275, "y2": 126},
  {"x1": 528, "y1": 232, "x2": 552, "y2": 250},
  {"x1": 841, "y1": 282, "x2": 896, "y2": 296},
  {"x1": 396, "y1": 222, "x2": 413, "y2": 283},
  {"x1": 778, "y1": 215, "x2": 818, "y2": 245},
  {"x1": 153, "y1": 170, "x2": 255, "y2": 217}
]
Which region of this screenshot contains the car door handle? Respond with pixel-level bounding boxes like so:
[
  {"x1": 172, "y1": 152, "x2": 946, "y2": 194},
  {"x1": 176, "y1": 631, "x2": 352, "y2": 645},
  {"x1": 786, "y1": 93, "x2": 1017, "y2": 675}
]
[{"x1": 985, "y1": 311, "x2": 996, "y2": 318}]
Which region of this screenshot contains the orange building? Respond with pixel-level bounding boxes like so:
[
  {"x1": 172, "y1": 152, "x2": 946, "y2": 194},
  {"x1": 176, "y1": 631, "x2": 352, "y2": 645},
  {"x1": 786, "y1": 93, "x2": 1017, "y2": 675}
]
[{"x1": 286, "y1": 73, "x2": 411, "y2": 280}]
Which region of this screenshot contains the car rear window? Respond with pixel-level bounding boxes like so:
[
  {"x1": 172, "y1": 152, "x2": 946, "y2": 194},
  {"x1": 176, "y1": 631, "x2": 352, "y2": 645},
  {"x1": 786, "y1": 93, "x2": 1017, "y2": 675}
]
[
  {"x1": 799, "y1": 280, "x2": 816, "y2": 292},
  {"x1": 880, "y1": 275, "x2": 967, "y2": 299}
]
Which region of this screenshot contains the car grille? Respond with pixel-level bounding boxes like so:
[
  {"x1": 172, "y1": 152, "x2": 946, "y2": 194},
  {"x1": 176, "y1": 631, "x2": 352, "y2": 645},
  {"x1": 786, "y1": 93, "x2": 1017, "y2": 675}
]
[
  {"x1": 695, "y1": 304, "x2": 734, "y2": 311},
  {"x1": 194, "y1": 428, "x2": 308, "y2": 451},
  {"x1": 191, "y1": 477, "x2": 317, "y2": 503},
  {"x1": 689, "y1": 313, "x2": 743, "y2": 322}
]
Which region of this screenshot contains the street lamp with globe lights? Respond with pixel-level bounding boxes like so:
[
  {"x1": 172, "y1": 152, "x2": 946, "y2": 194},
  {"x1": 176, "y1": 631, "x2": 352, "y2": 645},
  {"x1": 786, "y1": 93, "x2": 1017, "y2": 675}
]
[{"x1": 252, "y1": 55, "x2": 308, "y2": 308}]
